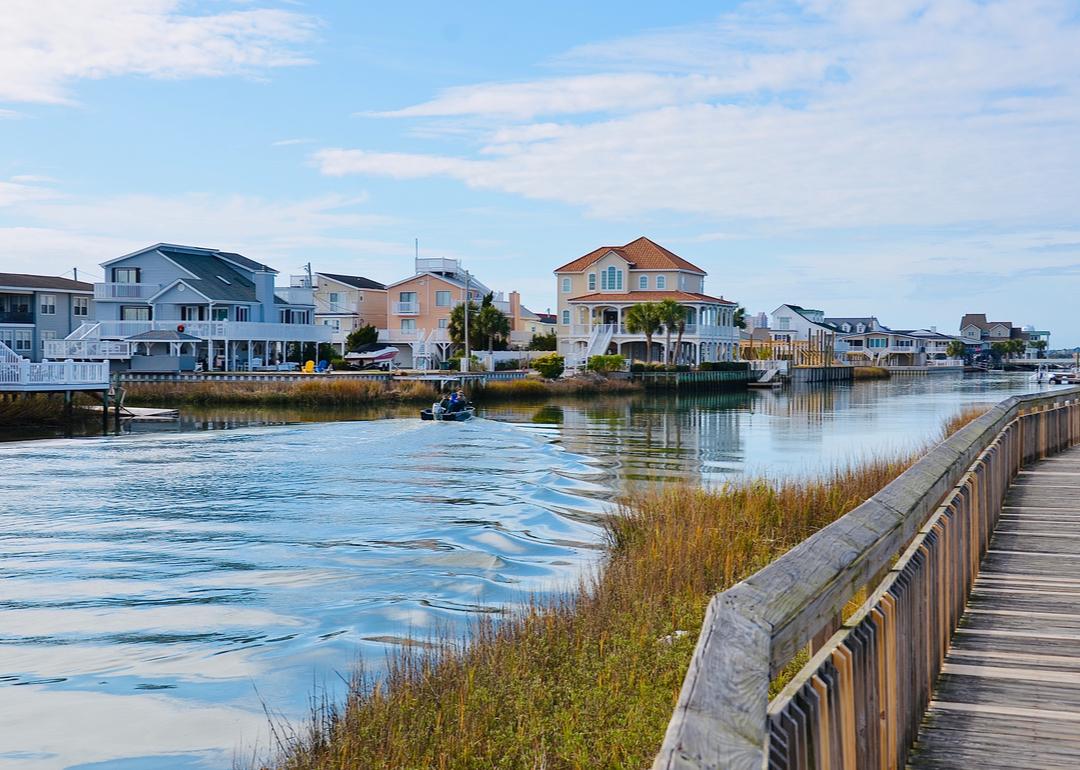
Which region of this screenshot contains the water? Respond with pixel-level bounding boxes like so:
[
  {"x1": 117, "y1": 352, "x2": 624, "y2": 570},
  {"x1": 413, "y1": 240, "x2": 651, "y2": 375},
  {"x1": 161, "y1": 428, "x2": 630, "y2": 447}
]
[{"x1": 0, "y1": 372, "x2": 1048, "y2": 768}]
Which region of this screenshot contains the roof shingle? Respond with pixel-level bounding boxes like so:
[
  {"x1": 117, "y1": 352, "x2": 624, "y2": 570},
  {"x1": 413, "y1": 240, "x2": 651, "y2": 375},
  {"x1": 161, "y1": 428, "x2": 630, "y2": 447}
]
[
  {"x1": 567, "y1": 290, "x2": 734, "y2": 305},
  {"x1": 554, "y1": 237, "x2": 706, "y2": 274},
  {"x1": 0, "y1": 273, "x2": 93, "y2": 292}
]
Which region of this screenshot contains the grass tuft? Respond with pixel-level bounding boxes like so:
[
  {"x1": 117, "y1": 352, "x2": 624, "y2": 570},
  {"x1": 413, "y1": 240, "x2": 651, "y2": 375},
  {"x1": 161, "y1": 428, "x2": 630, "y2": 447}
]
[
  {"x1": 123, "y1": 377, "x2": 438, "y2": 407},
  {"x1": 852, "y1": 366, "x2": 891, "y2": 380}
]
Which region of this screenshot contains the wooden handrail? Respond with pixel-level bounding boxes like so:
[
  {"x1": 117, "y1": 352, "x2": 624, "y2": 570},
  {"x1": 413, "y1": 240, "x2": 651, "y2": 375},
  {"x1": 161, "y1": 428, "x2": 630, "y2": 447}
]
[{"x1": 653, "y1": 387, "x2": 1080, "y2": 770}]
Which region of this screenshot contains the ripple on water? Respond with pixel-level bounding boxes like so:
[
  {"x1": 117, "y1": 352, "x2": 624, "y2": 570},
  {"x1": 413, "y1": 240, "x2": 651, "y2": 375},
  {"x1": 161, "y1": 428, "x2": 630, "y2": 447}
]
[{"x1": 0, "y1": 418, "x2": 610, "y2": 770}]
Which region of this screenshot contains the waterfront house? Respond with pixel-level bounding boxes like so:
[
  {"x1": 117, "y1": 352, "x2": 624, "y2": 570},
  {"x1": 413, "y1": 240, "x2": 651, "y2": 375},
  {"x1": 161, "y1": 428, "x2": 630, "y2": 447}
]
[
  {"x1": 841, "y1": 327, "x2": 965, "y2": 367},
  {"x1": 768, "y1": 304, "x2": 842, "y2": 343},
  {"x1": 380, "y1": 256, "x2": 545, "y2": 368},
  {"x1": 0, "y1": 273, "x2": 93, "y2": 362},
  {"x1": 554, "y1": 237, "x2": 739, "y2": 365},
  {"x1": 45, "y1": 244, "x2": 329, "y2": 370},
  {"x1": 959, "y1": 313, "x2": 1049, "y2": 359},
  {"x1": 311, "y1": 272, "x2": 388, "y2": 355},
  {"x1": 824, "y1": 316, "x2": 883, "y2": 334}
]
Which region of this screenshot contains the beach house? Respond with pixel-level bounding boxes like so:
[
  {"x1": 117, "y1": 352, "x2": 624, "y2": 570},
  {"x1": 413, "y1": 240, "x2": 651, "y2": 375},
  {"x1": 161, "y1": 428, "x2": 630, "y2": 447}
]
[{"x1": 0, "y1": 273, "x2": 94, "y2": 362}]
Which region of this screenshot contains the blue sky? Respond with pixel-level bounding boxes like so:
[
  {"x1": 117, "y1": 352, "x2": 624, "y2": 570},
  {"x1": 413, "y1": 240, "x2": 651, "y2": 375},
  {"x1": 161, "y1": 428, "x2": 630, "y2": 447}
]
[{"x1": 2, "y1": 0, "x2": 1079, "y2": 343}]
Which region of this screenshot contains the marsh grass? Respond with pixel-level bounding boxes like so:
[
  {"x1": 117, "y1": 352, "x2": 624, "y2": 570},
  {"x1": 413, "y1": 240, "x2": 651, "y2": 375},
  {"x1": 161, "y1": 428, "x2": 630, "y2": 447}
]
[
  {"x1": 0, "y1": 393, "x2": 99, "y2": 426},
  {"x1": 262, "y1": 406, "x2": 988, "y2": 770},
  {"x1": 123, "y1": 378, "x2": 438, "y2": 407},
  {"x1": 853, "y1": 366, "x2": 891, "y2": 380}
]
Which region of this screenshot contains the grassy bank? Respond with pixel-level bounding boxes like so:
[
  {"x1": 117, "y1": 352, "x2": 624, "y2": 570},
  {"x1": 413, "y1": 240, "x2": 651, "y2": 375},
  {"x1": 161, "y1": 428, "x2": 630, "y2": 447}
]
[
  {"x1": 474, "y1": 375, "x2": 643, "y2": 401},
  {"x1": 0, "y1": 394, "x2": 99, "y2": 428},
  {"x1": 853, "y1": 366, "x2": 891, "y2": 380},
  {"x1": 122, "y1": 378, "x2": 438, "y2": 407},
  {"x1": 265, "y1": 407, "x2": 986, "y2": 770}
]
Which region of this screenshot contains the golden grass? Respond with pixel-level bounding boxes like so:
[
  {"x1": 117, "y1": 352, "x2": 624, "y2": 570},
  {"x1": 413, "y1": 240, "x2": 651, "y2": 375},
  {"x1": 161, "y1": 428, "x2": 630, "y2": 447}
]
[
  {"x1": 123, "y1": 377, "x2": 438, "y2": 407},
  {"x1": 262, "y1": 406, "x2": 988, "y2": 770},
  {"x1": 853, "y1": 366, "x2": 891, "y2": 380},
  {"x1": 0, "y1": 393, "x2": 98, "y2": 426},
  {"x1": 477, "y1": 375, "x2": 643, "y2": 401}
]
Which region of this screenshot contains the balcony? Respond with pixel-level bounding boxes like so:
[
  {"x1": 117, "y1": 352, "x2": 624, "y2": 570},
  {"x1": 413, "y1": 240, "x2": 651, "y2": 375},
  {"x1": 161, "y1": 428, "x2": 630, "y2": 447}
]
[
  {"x1": 94, "y1": 282, "x2": 161, "y2": 300},
  {"x1": 44, "y1": 339, "x2": 133, "y2": 360},
  {"x1": 393, "y1": 301, "x2": 420, "y2": 315},
  {"x1": 275, "y1": 286, "x2": 315, "y2": 306},
  {"x1": 0, "y1": 311, "x2": 34, "y2": 324},
  {"x1": 415, "y1": 257, "x2": 459, "y2": 274},
  {"x1": 567, "y1": 323, "x2": 739, "y2": 342},
  {"x1": 91, "y1": 320, "x2": 332, "y2": 343},
  {"x1": 378, "y1": 328, "x2": 426, "y2": 344}
]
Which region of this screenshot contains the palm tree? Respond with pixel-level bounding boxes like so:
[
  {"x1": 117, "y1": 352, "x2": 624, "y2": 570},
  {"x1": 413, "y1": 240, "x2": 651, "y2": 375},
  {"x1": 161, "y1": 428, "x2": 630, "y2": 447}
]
[
  {"x1": 448, "y1": 300, "x2": 480, "y2": 352},
  {"x1": 476, "y1": 303, "x2": 511, "y2": 352},
  {"x1": 945, "y1": 340, "x2": 967, "y2": 360},
  {"x1": 656, "y1": 299, "x2": 687, "y2": 364},
  {"x1": 624, "y1": 303, "x2": 663, "y2": 362},
  {"x1": 733, "y1": 306, "x2": 747, "y2": 330},
  {"x1": 674, "y1": 317, "x2": 687, "y2": 365}
]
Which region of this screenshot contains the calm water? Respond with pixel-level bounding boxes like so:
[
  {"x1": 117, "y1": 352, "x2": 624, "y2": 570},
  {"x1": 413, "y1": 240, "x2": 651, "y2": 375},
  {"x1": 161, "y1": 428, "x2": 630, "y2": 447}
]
[{"x1": 0, "y1": 372, "x2": 1049, "y2": 768}]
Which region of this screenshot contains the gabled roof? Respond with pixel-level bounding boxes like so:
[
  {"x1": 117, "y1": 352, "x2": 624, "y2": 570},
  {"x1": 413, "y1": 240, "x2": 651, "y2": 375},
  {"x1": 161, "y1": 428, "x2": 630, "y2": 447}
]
[
  {"x1": 567, "y1": 290, "x2": 735, "y2": 305},
  {"x1": 776, "y1": 304, "x2": 842, "y2": 332},
  {"x1": 0, "y1": 273, "x2": 93, "y2": 293},
  {"x1": 554, "y1": 237, "x2": 707, "y2": 274},
  {"x1": 826, "y1": 316, "x2": 879, "y2": 328},
  {"x1": 214, "y1": 250, "x2": 276, "y2": 273},
  {"x1": 386, "y1": 271, "x2": 492, "y2": 295},
  {"x1": 317, "y1": 272, "x2": 387, "y2": 291},
  {"x1": 102, "y1": 244, "x2": 276, "y2": 273},
  {"x1": 157, "y1": 250, "x2": 259, "y2": 303}
]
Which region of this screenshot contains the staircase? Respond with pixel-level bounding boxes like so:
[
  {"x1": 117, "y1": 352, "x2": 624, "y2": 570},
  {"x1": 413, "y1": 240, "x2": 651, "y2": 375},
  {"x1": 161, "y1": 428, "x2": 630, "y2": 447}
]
[{"x1": 585, "y1": 324, "x2": 615, "y2": 359}]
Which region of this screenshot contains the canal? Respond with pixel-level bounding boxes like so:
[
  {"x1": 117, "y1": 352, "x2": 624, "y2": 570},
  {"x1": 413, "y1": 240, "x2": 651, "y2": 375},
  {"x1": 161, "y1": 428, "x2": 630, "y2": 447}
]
[{"x1": 0, "y1": 373, "x2": 1046, "y2": 769}]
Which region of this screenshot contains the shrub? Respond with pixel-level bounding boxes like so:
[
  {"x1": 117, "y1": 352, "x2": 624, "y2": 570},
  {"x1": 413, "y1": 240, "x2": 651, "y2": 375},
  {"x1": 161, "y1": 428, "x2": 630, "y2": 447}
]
[
  {"x1": 586, "y1": 354, "x2": 626, "y2": 373},
  {"x1": 494, "y1": 359, "x2": 522, "y2": 371},
  {"x1": 527, "y1": 329, "x2": 558, "y2": 351},
  {"x1": 532, "y1": 353, "x2": 565, "y2": 379}
]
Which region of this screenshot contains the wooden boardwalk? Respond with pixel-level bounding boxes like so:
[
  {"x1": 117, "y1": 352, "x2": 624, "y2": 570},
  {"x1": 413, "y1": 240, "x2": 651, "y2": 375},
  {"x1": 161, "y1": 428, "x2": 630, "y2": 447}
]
[{"x1": 910, "y1": 444, "x2": 1080, "y2": 770}]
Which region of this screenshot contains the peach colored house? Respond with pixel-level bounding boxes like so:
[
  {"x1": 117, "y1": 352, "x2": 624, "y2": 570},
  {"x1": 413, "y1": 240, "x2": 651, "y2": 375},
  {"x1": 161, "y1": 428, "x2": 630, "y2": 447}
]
[
  {"x1": 554, "y1": 237, "x2": 740, "y2": 365},
  {"x1": 312, "y1": 272, "x2": 388, "y2": 354}
]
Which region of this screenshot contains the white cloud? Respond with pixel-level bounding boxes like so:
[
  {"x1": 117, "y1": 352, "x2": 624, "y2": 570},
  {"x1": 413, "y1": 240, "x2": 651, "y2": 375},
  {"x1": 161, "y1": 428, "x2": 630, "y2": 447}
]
[
  {"x1": 0, "y1": 176, "x2": 59, "y2": 207},
  {"x1": 318, "y1": 0, "x2": 1080, "y2": 230},
  {"x1": 0, "y1": 0, "x2": 317, "y2": 104}
]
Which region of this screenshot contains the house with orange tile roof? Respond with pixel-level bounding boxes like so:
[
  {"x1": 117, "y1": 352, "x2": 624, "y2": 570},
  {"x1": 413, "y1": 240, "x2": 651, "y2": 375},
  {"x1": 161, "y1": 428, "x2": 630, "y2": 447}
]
[{"x1": 554, "y1": 237, "x2": 740, "y2": 365}]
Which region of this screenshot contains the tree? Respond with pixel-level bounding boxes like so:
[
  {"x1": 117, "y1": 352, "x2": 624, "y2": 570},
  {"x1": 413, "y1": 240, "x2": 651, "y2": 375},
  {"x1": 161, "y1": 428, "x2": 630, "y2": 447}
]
[
  {"x1": 528, "y1": 329, "x2": 557, "y2": 351},
  {"x1": 1009, "y1": 338, "x2": 1027, "y2": 358},
  {"x1": 448, "y1": 300, "x2": 481, "y2": 352},
  {"x1": 733, "y1": 306, "x2": 747, "y2": 330},
  {"x1": 1032, "y1": 339, "x2": 1048, "y2": 358},
  {"x1": 656, "y1": 299, "x2": 687, "y2": 364},
  {"x1": 945, "y1": 340, "x2": 967, "y2": 360},
  {"x1": 345, "y1": 324, "x2": 378, "y2": 351},
  {"x1": 674, "y1": 317, "x2": 687, "y2": 365},
  {"x1": 991, "y1": 340, "x2": 1011, "y2": 360},
  {"x1": 624, "y1": 303, "x2": 663, "y2": 362},
  {"x1": 475, "y1": 301, "x2": 511, "y2": 353}
]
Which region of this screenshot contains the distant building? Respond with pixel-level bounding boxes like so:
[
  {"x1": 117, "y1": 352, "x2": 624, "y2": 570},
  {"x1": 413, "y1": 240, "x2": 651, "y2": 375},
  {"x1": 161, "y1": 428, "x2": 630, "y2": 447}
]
[
  {"x1": 311, "y1": 272, "x2": 388, "y2": 355},
  {"x1": 841, "y1": 327, "x2": 965, "y2": 367},
  {"x1": 746, "y1": 311, "x2": 769, "y2": 331},
  {"x1": 554, "y1": 236, "x2": 739, "y2": 364},
  {"x1": 768, "y1": 304, "x2": 842, "y2": 343},
  {"x1": 960, "y1": 313, "x2": 1050, "y2": 359},
  {"x1": 0, "y1": 273, "x2": 94, "y2": 362},
  {"x1": 45, "y1": 243, "x2": 328, "y2": 371},
  {"x1": 824, "y1": 316, "x2": 883, "y2": 334}
]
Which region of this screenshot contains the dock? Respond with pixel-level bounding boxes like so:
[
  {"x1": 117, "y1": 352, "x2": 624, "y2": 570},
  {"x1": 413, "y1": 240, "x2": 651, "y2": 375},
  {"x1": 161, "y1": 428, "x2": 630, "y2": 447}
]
[{"x1": 651, "y1": 387, "x2": 1080, "y2": 770}]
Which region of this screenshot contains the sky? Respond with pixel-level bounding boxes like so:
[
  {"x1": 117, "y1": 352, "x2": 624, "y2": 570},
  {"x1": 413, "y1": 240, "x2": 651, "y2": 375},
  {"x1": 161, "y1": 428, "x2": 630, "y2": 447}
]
[{"x1": 1, "y1": 0, "x2": 1079, "y2": 343}]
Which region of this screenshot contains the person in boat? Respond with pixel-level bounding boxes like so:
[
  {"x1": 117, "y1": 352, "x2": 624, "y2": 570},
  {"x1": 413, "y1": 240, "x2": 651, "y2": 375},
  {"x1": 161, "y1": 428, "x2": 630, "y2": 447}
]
[{"x1": 447, "y1": 390, "x2": 469, "y2": 413}]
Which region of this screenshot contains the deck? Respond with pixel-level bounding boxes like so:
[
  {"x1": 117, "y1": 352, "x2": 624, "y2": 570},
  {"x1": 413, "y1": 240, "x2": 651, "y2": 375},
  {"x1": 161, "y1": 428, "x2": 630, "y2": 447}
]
[{"x1": 909, "y1": 444, "x2": 1080, "y2": 769}]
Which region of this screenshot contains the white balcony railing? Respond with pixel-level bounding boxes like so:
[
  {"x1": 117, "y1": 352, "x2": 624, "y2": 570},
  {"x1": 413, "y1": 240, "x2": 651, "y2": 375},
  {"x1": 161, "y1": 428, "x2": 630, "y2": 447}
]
[
  {"x1": 415, "y1": 257, "x2": 459, "y2": 274},
  {"x1": 567, "y1": 323, "x2": 738, "y2": 342},
  {"x1": 91, "y1": 320, "x2": 332, "y2": 343},
  {"x1": 45, "y1": 339, "x2": 133, "y2": 359},
  {"x1": 275, "y1": 287, "x2": 315, "y2": 306},
  {"x1": 94, "y1": 283, "x2": 161, "y2": 300},
  {"x1": 393, "y1": 301, "x2": 420, "y2": 315},
  {"x1": 0, "y1": 356, "x2": 109, "y2": 389},
  {"x1": 378, "y1": 328, "x2": 426, "y2": 344}
]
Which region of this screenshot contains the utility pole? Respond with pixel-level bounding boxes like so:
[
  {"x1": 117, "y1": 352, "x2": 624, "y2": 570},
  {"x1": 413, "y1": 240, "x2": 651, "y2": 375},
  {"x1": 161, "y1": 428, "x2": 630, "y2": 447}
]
[
  {"x1": 305, "y1": 262, "x2": 315, "y2": 361},
  {"x1": 462, "y1": 267, "x2": 471, "y2": 372}
]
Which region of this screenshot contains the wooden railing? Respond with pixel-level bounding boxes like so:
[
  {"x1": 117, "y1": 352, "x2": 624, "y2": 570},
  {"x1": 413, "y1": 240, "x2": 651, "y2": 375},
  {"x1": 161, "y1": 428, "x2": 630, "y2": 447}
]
[{"x1": 653, "y1": 387, "x2": 1080, "y2": 770}]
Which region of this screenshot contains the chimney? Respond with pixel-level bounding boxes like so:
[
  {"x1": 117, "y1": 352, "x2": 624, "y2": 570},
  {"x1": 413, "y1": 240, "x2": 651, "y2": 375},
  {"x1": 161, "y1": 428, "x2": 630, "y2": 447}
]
[
  {"x1": 931, "y1": 325, "x2": 937, "y2": 332},
  {"x1": 509, "y1": 290, "x2": 521, "y2": 329}
]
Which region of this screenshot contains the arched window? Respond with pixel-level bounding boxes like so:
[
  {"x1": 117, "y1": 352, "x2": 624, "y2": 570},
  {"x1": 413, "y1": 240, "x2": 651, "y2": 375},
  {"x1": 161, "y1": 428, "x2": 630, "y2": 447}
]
[
  {"x1": 601, "y1": 266, "x2": 623, "y2": 290},
  {"x1": 588, "y1": 273, "x2": 596, "y2": 291},
  {"x1": 639, "y1": 274, "x2": 648, "y2": 289},
  {"x1": 562, "y1": 310, "x2": 570, "y2": 325},
  {"x1": 842, "y1": 323, "x2": 850, "y2": 332},
  {"x1": 656, "y1": 275, "x2": 667, "y2": 289}
]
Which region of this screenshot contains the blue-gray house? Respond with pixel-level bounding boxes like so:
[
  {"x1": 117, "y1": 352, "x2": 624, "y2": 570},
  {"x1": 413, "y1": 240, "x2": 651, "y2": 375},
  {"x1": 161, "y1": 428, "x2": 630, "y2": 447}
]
[
  {"x1": 46, "y1": 244, "x2": 330, "y2": 371},
  {"x1": 0, "y1": 273, "x2": 94, "y2": 362}
]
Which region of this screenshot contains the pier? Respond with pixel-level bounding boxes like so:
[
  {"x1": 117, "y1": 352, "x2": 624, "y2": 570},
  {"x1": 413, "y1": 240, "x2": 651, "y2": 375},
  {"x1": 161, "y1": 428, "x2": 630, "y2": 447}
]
[{"x1": 653, "y1": 387, "x2": 1080, "y2": 770}]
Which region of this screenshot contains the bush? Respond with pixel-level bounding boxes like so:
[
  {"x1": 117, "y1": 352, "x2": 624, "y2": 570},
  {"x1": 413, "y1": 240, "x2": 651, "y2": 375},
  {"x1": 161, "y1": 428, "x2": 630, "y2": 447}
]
[
  {"x1": 532, "y1": 353, "x2": 565, "y2": 379},
  {"x1": 586, "y1": 354, "x2": 626, "y2": 373},
  {"x1": 527, "y1": 329, "x2": 558, "y2": 351},
  {"x1": 494, "y1": 359, "x2": 521, "y2": 371}
]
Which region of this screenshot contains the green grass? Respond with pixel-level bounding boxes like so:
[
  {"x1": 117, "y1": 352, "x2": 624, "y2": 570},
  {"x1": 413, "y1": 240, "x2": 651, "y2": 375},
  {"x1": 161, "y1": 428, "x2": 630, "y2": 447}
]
[{"x1": 261, "y1": 406, "x2": 989, "y2": 770}]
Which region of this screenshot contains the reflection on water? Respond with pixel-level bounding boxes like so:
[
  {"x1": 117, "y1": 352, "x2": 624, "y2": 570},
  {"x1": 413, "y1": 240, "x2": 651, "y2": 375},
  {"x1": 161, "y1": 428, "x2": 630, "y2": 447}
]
[
  {"x1": 0, "y1": 419, "x2": 608, "y2": 770},
  {"x1": 0, "y1": 372, "x2": 1051, "y2": 769}
]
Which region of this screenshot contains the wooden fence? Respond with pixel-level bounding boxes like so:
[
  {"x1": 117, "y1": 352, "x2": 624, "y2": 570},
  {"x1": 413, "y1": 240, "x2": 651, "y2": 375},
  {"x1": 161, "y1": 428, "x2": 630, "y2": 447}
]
[{"x1": 653, "y1": 387, "x2": 1080, "y2": 770}]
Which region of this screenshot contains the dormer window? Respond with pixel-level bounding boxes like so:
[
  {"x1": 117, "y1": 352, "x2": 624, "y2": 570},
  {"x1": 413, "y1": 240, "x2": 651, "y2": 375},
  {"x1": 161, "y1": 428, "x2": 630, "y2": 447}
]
[
  {"x1": 588, "y1": 273, "x2": 596, "y2": 291},
  {"x1": 842, "y1": 323, "x2": 851, "y2": 332},
  {"x1": 639, "y1": 275, "x2": 648, "y2": 289},
  {"x1": 856, "y1": 323, "x2": 865, "y2": 333},
  {"x1": 656, "y1": 275, "x2": 666, "y2": 289}
]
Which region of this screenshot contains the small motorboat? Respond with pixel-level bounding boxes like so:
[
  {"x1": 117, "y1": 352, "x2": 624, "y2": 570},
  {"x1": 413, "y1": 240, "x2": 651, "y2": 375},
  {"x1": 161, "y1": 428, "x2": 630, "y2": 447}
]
[{"x1": 420, "y1": 404, "x2": 475, "y2": 421}]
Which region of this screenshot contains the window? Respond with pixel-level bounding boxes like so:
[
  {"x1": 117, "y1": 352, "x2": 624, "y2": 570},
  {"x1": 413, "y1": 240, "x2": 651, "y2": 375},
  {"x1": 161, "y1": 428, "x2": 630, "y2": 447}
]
[
  {"x1": 324, "y1": 319, "x2": 341, "y2": 331},
  {"x1": 40, "y1": 330, "x2": 57, "y2": 354},
  {"x1": 40, "y1": 294, "x2": 56, "y2": 315},
  {"x1": 562, "y1": 309, "x2": 570, "y2": 325},
  {"x1": 562, "y1": 277, "x2": 571, "y2": 293},
  {"x1": 600, "y1": 266, "x2": 623, "y2": 291},
  {"x1": 235, "y1": 306, "x2": 250, "y2": 322},
  {"x1": 401, "y1": 318, "x2": 416, "y2": 330},
  {"x1": 777, "y1": 316, "x2": 790, "y2": 330},
  {"x1": 328, "y1": 292, "x2": 340, "y2": 305},
  {"x1": 869, "y1": 338, "x2": 887, "y2": 349},
  {"x1": 399, "y1": 291, "x2": 417, "y2": 302},
  {"x1": 656, "y1": 275, "x2": 666, "y2": 289},
  {"x1": 112, "y1": 267, "x2": 140, "y2": 283},
  {"x1": 847, "y1": 339, "x2": 864, "y2": 347},
  {"x1": 73, "y1": 297, "x2": 89, "y2": 316},
  {"x1": 588, "y1": 273, "x2": 596, "y2": 291},
  {"x1": 841, "y1": 323, "x2": 850, "y2": 332},
  {"x1": 856, "y1": 323, "x2": 865, "y2": 333},
  {"x1": 435, "y1": 290, "x2": 452, "y2": 307},
  {"x1": 212, "y1": 307, "x2": 228, "y2": 321},
  {"x1": 438, "y1": 318, "x2": 448, "y2": 329},
  {"x1": 13, "y1": 329, "x2": 31, "y2": 352},
  {"x1": 121, "y1": 306, "x2": 151, "y2": 321},
  {"x1": 639, "y1": 275, "x2": 648, "y2": 289}
]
